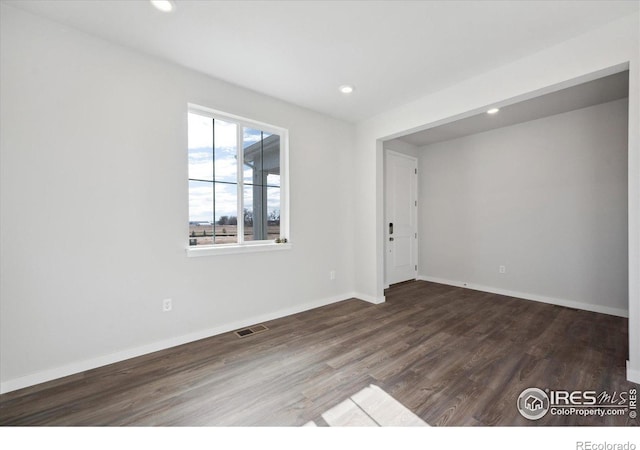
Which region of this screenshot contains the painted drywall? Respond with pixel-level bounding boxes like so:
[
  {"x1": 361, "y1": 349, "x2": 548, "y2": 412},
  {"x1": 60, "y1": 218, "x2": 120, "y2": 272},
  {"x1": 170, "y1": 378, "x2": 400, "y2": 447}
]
[
  {"x1": 383, "y1": 139, "x2": 418, "y2": 158},
  {"x1": 417, "y1": 99, "x2": 628, "y2": 316},
  {"x1": 353, "y1": 12, "x2": 639, "y2": 379},
  {"x1": 0, "y1": 5, "x2": 357, "y2": 391}
]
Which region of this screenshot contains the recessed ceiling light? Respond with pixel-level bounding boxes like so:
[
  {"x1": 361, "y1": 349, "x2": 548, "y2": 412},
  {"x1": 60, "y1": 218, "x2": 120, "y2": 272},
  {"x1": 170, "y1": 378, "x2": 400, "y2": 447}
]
[
  {"x1": 487, "y1": 108, "x2": 500, "y2": 114},
  {"x1": 339, "y1": 85, "x2": 355, "y2": 94},
  {"x1": 150, "y1": 0, "x2": 175, "y2": 12}
]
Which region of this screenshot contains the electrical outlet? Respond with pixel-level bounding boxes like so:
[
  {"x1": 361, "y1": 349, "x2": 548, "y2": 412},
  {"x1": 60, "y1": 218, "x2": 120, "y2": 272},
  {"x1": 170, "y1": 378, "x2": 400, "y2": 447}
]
[
  {"x1": 499, "y1": 265, "x2": 506, "y2": 274},
  {"x1": 162, "y1": 298, "x2": 172, "y2": 312},
  {"x1": 329, "y1": 270, "x2": 336, "y2": 281}
]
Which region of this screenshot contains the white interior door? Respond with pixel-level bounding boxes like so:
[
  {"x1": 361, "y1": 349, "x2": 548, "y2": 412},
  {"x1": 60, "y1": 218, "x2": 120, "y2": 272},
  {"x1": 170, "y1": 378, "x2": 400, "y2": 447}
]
[{"x1": 385, "y1": 150, "x2": 418, "y2": 286}]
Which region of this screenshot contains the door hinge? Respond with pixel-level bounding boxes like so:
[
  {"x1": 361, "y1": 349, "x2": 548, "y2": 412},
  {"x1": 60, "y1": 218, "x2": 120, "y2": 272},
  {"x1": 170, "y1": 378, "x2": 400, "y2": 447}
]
[
  {"x1": 415, "y1": 233, "x2": 417, "y2": 238},
  {"x1": 415, "y1": 265, "x2": 418, "y2": 271},
  {"x1": 415, "y1": 200, "x2": 417, "y2": 206},
  {"x1": 415, "y1": 168, "x2": 417, "y2": 174}
]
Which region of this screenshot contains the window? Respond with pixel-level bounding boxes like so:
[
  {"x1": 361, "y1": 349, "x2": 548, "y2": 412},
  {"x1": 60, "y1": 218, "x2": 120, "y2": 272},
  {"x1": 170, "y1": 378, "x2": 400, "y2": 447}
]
[{"x1": 187, "y1": 104, "x2": 289, "y2": 255}]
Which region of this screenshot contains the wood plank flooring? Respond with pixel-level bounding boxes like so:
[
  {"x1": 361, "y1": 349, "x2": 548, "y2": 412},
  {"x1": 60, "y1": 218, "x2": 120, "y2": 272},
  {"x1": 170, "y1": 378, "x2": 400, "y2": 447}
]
[{"x1": 0, "y1": 281, "x2": 636, "y2": 426}]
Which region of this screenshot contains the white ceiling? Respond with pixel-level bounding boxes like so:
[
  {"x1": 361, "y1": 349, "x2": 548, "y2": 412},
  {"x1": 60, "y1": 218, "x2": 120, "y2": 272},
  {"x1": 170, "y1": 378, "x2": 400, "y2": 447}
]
[
  {"x1": 396, "y1": 70, "x2": 630, "y2": 147},
  {"x1": 5, "y1": 0, "x2": 639, "y2": 123}
]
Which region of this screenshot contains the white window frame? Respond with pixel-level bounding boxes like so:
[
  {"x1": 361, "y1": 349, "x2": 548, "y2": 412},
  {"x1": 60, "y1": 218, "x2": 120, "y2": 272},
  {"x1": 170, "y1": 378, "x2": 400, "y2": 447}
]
[{"x1": 186, "y1": 103, "x2": 290, "y2": 257}]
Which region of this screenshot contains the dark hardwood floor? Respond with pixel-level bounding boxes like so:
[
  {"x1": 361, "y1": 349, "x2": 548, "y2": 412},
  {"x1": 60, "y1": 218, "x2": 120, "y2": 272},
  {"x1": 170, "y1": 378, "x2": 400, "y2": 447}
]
[{"x1": 0, "y1": 281, "x2": 636, "y2": 426}]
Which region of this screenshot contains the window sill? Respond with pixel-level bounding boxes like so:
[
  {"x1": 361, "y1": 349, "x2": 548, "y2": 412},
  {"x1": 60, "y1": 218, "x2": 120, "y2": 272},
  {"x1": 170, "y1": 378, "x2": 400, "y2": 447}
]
[{"x1": 186, "y1": 242, "x2": 292, "y2": 257}]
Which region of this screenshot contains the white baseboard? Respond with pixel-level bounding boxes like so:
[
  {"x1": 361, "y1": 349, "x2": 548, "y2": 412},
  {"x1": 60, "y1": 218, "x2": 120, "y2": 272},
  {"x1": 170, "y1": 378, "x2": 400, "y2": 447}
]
[
  {"x1": 351, "y1": 292, "x2": 386, "y2": 304},
  {"x1": 0, "y1": 293, "x2": 354, "y2": 394},
  {"x1": 417, "y1": 275, "x2": 628, "y2": 318},
  {"x1": 627, "y1": 361, "x2": 640, "y2": 384}
]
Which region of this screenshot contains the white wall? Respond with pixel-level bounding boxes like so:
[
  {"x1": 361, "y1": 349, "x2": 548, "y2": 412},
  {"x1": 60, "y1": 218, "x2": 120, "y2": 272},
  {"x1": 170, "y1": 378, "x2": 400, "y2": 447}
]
[
  {"x1": 383, "y1": 138, "x2": 418, "y2": 158},
  {"x1": 418, "y1": 99, "x2": 628, "y2": 316},
  {"x1": 0, "y1": 5, "x2": 356, "y2": 392},
  {"x1": 354, "y1": 12, "x2": 639, "y2": 381}
]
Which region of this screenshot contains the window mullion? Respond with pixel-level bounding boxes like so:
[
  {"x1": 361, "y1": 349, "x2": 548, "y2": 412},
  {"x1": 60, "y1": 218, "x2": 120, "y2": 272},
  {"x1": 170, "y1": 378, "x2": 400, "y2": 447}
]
[
  {"x1": 212, "y1": 118, "x2": 216, "y2": 245},
  {"x1": 237, "y1": 124, "x2": 244, "y2": 244},
  {"x1": 280, "y1": 132, "x2": 288, "y2": 241}
]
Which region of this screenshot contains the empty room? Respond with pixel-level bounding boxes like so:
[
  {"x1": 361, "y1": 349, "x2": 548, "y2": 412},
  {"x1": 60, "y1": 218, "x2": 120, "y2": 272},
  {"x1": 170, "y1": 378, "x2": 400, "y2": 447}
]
[{"x1": 1, "y1": 0, "x2": 639, "y2": 444}]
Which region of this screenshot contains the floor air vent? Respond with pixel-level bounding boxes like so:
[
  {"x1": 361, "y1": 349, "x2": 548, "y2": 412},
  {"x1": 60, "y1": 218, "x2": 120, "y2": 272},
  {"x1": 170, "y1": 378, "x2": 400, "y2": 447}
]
[{"x1": 234, "y1": 324, "x2": 269, "y2": 338}]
